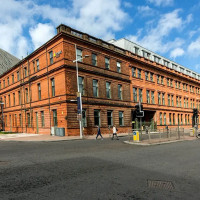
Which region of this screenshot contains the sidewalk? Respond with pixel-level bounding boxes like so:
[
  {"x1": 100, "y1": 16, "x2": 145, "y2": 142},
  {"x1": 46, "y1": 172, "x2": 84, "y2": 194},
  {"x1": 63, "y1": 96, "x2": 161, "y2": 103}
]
[
  {"x1": 0, "y1": 132, "x2": 128, "y2": 142},
  {"x1": 124, "y1": 135, "x2": 197, "y2": 146}
]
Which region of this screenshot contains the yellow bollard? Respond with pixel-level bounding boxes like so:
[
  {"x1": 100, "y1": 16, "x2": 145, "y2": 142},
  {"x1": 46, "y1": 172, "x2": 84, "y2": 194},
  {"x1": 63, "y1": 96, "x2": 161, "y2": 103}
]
[{"x1": 133, "y1": 131, "x2": 140, "y2": 142}]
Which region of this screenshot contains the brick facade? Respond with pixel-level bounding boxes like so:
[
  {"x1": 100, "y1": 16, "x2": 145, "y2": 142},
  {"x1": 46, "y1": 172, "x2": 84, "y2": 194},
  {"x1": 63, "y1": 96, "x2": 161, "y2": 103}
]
[{"x1": 0, "y1": 24, "x2": 199, "y2": 135}]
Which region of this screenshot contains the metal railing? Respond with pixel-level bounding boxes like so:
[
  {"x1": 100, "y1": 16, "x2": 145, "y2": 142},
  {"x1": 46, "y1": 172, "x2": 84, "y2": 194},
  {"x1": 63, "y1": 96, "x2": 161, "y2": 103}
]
[{"x1": 128, "y1": 127, "x2": 186, "y2": 144}]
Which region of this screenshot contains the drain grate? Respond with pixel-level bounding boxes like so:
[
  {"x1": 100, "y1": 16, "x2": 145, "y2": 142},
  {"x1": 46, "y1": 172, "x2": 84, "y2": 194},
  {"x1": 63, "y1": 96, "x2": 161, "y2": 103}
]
[{"x1": 147, "y1": 180, "x2": 175, "y2": 190}]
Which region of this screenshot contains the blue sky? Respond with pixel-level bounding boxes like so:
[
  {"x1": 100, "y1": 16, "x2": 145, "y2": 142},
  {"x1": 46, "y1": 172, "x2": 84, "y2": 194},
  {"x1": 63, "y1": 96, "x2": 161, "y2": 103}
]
[{"x1": 1, "y1": 0, "x2": 200, "y2": 73}]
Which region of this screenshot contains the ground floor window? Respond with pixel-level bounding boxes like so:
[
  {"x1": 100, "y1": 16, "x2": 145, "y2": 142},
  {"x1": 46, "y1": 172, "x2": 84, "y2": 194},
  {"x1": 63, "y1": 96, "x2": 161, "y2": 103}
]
[
  {"x1": 82, "y1": 109, "x2": 87, "y2": 127},
  {"x1": 160, "y1": 113, "x2": 162, "y2": 125},
  {"x1": 27, "y1": 113, "x2": 31, "y2": 127},
  {"x1": 94, "y1": 110, "x2": 100, "y2": 126},
  {"x1": 119, "y1": 111, "x2": 124, "y2": 126},
  {"x1": 52, "y1": 109, "x2": 57, "y2": 126},
  {"x1": 107, "y1": 110, "x2": 113, "y2": 126},
  {"x1": 41, "y1": 111, "x2": 45, "y2": 127}
]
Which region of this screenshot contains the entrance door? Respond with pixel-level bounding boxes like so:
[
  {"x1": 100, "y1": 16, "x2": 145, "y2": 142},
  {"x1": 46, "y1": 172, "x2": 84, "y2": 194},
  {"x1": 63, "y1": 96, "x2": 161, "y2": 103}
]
[{"x1": 36, "y1": 112, "x2": 39, "y2": 134}]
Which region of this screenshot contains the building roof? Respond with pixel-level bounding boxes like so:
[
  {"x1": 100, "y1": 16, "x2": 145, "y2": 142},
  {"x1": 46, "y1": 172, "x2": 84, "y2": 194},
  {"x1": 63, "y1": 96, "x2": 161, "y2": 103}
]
[
  {"x1": 0, "y1": 48, "x2": 20, "y2": 75},
  {"x1": 108, "y1": 38, "x2": 200, "y2": 81}
]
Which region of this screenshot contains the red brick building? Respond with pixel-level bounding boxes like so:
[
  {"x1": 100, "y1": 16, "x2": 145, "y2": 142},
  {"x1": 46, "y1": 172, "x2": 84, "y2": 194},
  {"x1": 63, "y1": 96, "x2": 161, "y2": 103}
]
[{"x1": 0, "y1": 24, "x2": 199, "y2": 135}]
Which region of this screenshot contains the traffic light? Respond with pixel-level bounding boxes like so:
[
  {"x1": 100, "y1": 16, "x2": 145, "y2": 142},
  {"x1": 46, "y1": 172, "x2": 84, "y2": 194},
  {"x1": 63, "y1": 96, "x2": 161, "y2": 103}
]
[
  {"x1": 135, "y1": 104, "x2": 144, "y2": 117},
  {"x1": 193, "y1": 108, "x2": 198, "y2": 116}
]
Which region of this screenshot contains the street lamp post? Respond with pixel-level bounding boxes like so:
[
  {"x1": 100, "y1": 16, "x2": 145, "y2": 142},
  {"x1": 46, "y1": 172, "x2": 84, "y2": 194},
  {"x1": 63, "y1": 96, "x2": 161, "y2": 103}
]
[{"x1": 73, "y1": 44, "x2": 89, "y2": 139}]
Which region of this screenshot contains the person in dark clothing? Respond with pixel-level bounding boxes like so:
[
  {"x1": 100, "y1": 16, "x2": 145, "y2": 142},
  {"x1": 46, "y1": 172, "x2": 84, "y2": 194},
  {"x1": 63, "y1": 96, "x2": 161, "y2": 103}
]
[{"x1": 96, "y1": 126, "x2": 103, "y2": 140}]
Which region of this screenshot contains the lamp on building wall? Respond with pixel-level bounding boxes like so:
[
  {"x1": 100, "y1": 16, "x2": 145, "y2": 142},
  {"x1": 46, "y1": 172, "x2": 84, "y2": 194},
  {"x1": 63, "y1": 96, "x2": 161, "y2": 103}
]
[{"x1": 73, "y1": 44, "x2": 89, "y2": 139}]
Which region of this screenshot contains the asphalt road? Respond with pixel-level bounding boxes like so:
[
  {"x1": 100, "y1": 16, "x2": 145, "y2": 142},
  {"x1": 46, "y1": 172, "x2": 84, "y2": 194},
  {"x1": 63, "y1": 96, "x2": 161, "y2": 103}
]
[{"x1": 1, "y1": 137, "x2": 200, "y2": 200}]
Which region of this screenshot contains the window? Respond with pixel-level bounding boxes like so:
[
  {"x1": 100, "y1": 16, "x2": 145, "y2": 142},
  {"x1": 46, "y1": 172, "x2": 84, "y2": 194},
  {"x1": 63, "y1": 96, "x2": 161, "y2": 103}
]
[
  {"x1": 27, "y1": 113, "x2": 31, "y2": 127},
  {"x1": 176, "y1": 96, "x2": 179, "y2": 107},
  {"x1": 0, "y1": 81, "x2": 1, "y2": 89},
  {"x1": 8, "y1": 94, "x2": 11, "y2": 107},
  {"x1": 51, "y1": 78, "x2": 55, "y2": 97},
  {"x1": 76, "y1": 48, "x2": 82, "y2": 61},
  {"x1": 3, "y1": 80, "x2": 5, "y2": 88},
  {"x1": 185, "y1": 114, "x2": 187, "y2": 125},
  {"x1": 161, "y1": 76, "x2": 164, "y2": 85},
  {"x1": 181, "y1": 114, "x2": 183, "y2": 125},
  {"x1": 151, "y1": 91, "x2": 155, "y2": 104},
  {"x1": 12, "y1": 74, "x2": 14, "y2": 83},
  {"x1": 105, "y1": 57, "x2": 110, "y2": 69},
  {"x1": 119, "y1": 111, "x2": 124, "y2": 126},
  {"x1": 179, "y1": 97, "x2": 182, "y2": 107},
  {"x1": 150, "y1": 73, "x2": 153, "y2": 82},
  {"x1": 93, "y1": 79, "x2": 98, "y2": 97},
  {"x1": 167, "y1": 78, "x2": 169, "y2": 86},
  {"x1": 117, "y1": 61, "x2": 121, "y2": 73},
  {"x1": 24, "y1": 67, "x2": 27, "y2": 77},
  {"x1": 18, "y1": 91, "x2": 21, "y2": 105},
  {"x1": 14, "y1": 114, "x2": 17, "y2": 127},
  {"x1": 137, "y1": 69, "x2": 141, "y2": 79},
  {"x1": 52, "y1": 109, "x2": 57, "y2": 126},
  {"x1": 107, "y1": 111, "x2": 113, "y2": 126},
  {"x1": 145, "y1": 71, "x2": 149, "y2": 81},
  {"x1": 146, "y1": 90, "x2": 150, "y2": 104},
  {"x1": 94, "y1": 110, "x2": 100, "y2": 126},
  {"x1": 160, "y1": 113, "x2": 162, "y2": 125},
  {"x1": 178, "y1": 114, "x2": 180, "y2": 125},
  {"x1": 13, "y1": 93, "x2": 15, "y2": 106},
  {"x1": 162, "y1": 93, "x2": 165, "y2": 105},
  {"x1": 132, "y1": 67, "x2": 136, "y2": 77},
  {"x1": 164, "y1": 113, "x2": 166, "y2": 125},
  {"x1": 78, "y1": 76, "x2": 84, "y2": 96},
  {"x1": 33, "y1": 61, "x2": 35, "y2": 73},
  {"x1": 171, "y1": 95, "x2": 174, "y2": 106},
  {"x1": 106, "y1": 82, "x2": 111, "y2": 98},
  {"x1": 135, "y1": 47, "x2": 139, "y2": 55},
  {"x1": 179, "y1": 82, "x2": 181, "y2": 89},
  {"x1": 25, "y1": 88, "x2": 28, "y2": 103},
  {"x1": 157, "y1": 75, "x2": 160, "y2": 84},
  {"x1": 17, "y1": 71, "x2": 20, "y2": 81},
  {"x1": 169, "y1": 113, "x2": 172, "y2": 125},
  {"x1": 173, "y1": 114, "x2": 175, "y2": 125},
  {"x1": 7, "y1": 77, "x2": 9, "y2": 86},
  {"x1": 36, "y1": 59, "x2": 39, "y2": 71},
  {"x1": 175, "y1": 81, "x2": 177, "y2": 88},
  {"x1": 19, "y1": 114, "x2": 22, "y2": 127},
  {"x1": 49, "y1": 51, "x2": 53, "y2": 64},
  {"x1": 170, "y1": 79, "x2": 173, "y2": 87},
  {"x1": 133, "y1": 88, "x2": 137, "y2": 102},
  {"x1": 168, "y1": 94, "x2": 170, "y2": 106},
  {"x1": 139, "y1": 88, "x2": 143, "y2": 102},
  {"x1": 92, "y1": 53, "x2": 97, "y2": 66},
  {"x1": 41, "y1": 111, "x2": 45, "y2": 127},
  {"x1": 38, "y1": 83, "x2": 41, "y2": 100},
  {"x1": 4, "y1": 96, "x2": 6, "y2": 108},
  {"x1": 158, "y1": 92, "x2": 161, "y2": 105},
  {"x1": 82, "y1": 109, "x2": 87, "y2": 127},
  {"x1": 118, "y1": 84, "x2": 122, "y2": 100}
]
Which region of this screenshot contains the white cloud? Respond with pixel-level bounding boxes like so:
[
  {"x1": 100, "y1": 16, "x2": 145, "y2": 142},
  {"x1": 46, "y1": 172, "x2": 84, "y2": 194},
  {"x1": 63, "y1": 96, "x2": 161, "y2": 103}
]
[
  {"x1": 0, "y1": 0, "x2": 128, "y2": 58},
  {"x1": 170, "y1": 48, "x2": 184, "y2": 58},
  {"x1": 147, "y1": 0, "x2": 173, "y2": 6},
  {"x1": 137, "y1": 6, "x2": 155, "y2": 16},
  {"x1": 124, "y1": 1, "x2": 133, "y2": 8},
  {"x1": 29, "y1": 23, "x2": 55, "y2": 50},
  {"x1": 188, "y1": 36, "x2": 200, "y2": 56},
  {"x1": 127, "y1": 10, "x2": 185, "y2": 54}
]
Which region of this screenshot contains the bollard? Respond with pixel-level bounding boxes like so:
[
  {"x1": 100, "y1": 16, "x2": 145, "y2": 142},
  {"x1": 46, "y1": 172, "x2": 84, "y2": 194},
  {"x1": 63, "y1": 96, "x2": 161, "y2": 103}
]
[{"x1": 133, "y1": 131, "x2": 140, "y2": 142}]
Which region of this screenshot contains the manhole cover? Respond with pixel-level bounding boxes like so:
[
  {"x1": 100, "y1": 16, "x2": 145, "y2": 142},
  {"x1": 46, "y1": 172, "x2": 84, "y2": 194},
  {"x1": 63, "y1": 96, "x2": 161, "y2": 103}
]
[{"x1": 147, "y1": 180, "x2": 175, "y2": 190}]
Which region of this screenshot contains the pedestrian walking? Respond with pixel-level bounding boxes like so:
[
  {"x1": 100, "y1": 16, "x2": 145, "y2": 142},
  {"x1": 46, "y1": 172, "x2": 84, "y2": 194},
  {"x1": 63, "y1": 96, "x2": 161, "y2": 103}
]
[
  {"x1": 96, "y1": 126, "x2": 103, "y2": 140},
  {"x1": 112, "y1": 125, "x2": 119, "y2": 140}
]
